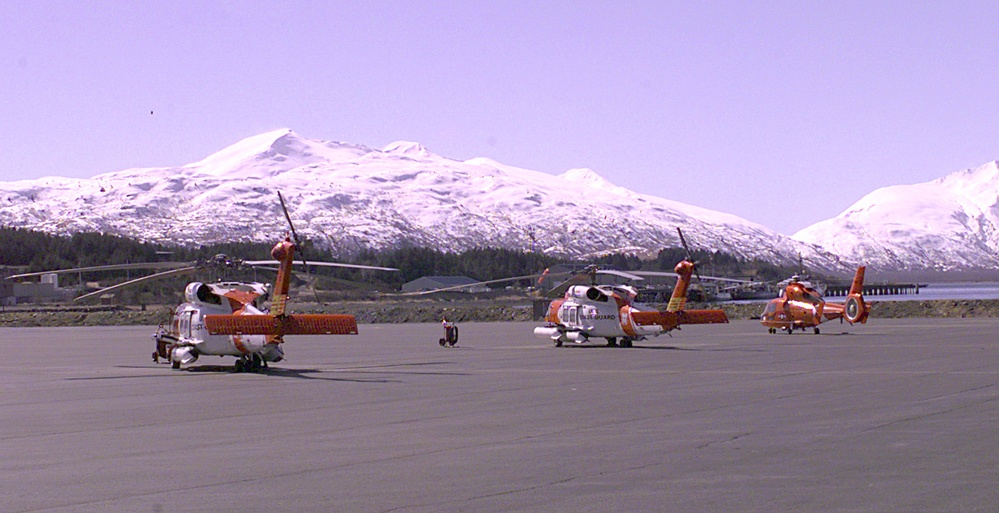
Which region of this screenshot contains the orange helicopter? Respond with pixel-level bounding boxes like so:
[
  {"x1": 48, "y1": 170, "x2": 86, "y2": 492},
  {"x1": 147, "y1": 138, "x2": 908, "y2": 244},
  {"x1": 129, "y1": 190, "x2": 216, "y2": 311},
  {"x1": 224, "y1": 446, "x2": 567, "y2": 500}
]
[{"x1": 759, "y1": 266, "x2": 870, "y2": 334}]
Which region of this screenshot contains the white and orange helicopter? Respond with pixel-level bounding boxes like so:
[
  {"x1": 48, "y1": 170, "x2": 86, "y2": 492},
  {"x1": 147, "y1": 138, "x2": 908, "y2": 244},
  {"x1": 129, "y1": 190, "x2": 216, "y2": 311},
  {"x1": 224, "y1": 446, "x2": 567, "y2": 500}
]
[
  {"x1": 6, "y1": 193, "x2": 397, "y2": 371},
  {"x1": 531, "y1": 259, "x2": 729, "y2": 347},
  {"x1": 533, "y1": 230, "x2": 729, "y2": 347},
  {"x1": 759, "y1": 266, "x2": 870, "y2": 334},
  {"x1": 407, "y1": 228, "x2": 730, "y2": 347}
]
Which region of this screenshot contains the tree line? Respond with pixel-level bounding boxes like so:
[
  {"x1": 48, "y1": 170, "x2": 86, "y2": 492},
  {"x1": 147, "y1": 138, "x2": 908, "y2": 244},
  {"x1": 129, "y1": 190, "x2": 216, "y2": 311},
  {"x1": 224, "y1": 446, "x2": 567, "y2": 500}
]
[{"x1": 0, "y1": 227, "x2": 802, "y2": 294}]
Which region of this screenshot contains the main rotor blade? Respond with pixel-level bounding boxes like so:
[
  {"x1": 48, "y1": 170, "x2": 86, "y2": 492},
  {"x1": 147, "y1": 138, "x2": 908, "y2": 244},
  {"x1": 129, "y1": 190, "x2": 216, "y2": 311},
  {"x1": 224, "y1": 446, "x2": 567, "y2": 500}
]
[
  {"x1": 543, "y1": 265, "x2": 646, "y2": 297},
  {"x1": 597, "y1": 269, "x2": 645, "y2": 282},
  {"x1": 677, "y1": 226, "x2": 709, "y2": 300},
  {"x1": 243, "y1": 260, "x2": 398, "y2": 272},
  {"x1": 73, "y1": 266, "x2": 199, "y2": 302},
  {"x1": 631, "y1": 270, "x2": 764, "y2": 285},
  {"x1": 397, "y1": 272, "x2": 563, "y2": 296},
  {"x1": 278, "y1": 191, "x2": 300, "y2": 245},
  {"x1": 546, "y1": 272, "x2": 591, "y2": 298},
  {"x1": 6, "y1": 261, "x2": 193, "y2": 280},
  {"x1": 677, "y1": 227, "x2": 693, "y2": 261}
]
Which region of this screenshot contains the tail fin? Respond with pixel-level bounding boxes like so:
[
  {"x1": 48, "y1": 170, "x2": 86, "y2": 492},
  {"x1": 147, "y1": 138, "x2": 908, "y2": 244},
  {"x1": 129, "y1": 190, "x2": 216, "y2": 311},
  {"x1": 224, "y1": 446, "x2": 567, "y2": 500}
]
[
  {"x1": 844, "y1": 266, "x2": 869, "y2": 324},
  {"x1": 848, "y1": 266, "x2": 865, "y2": 296},
  {"x1": 667, "y1": 260, "x2": 695, "y2": 312},
  {"x1": 270, "y1": 238, "x2": 296, "y2": 316}
]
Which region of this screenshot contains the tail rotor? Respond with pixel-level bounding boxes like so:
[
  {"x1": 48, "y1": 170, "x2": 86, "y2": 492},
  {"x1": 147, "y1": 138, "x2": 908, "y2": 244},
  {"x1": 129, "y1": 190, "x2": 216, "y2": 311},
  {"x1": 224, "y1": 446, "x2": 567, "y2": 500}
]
[{"x1": 844, "y1": 266, "x2": 869, "y2": 324}]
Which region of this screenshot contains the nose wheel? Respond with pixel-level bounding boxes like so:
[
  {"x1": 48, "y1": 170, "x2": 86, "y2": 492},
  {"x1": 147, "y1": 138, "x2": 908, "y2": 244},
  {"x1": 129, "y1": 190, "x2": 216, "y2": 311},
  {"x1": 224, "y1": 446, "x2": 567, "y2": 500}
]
[
  {"x1": 607, "y1": 338, "x2": 634, "y2": 348},
  {"x1": 234, "y1": 353, "x2": 267, "y2": 373}
]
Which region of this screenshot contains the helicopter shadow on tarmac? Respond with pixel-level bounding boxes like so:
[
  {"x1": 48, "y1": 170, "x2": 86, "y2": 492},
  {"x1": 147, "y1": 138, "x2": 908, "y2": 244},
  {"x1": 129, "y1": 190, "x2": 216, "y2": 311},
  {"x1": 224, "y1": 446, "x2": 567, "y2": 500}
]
[
  {"x1": 66, "y1": 365, "x2": 395, "y2": 383},
  {"x1": 110, "y1": 360, "x2": 472, "y2": 383},
  {"x1": 766, "y1": 330, "x2": 863, "y2": 339},
  {"x1": 556, "y1": 343, "x2": 766, "y2": 352}
]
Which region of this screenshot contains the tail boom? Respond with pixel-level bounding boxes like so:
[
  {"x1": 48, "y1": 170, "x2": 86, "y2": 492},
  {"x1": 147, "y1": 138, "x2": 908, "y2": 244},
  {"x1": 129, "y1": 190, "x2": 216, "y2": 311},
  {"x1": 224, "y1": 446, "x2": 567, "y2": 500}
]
[{"x1": 631, "y1": 308, "x2": 728, "y2": 331}]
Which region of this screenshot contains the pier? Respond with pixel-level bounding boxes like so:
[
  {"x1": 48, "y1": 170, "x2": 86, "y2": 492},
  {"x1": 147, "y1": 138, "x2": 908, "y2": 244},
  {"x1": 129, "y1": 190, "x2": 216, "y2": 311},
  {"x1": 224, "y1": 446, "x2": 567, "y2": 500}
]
[{"x1": 824, "y1": 283, "x2": 924, "y2": 297}]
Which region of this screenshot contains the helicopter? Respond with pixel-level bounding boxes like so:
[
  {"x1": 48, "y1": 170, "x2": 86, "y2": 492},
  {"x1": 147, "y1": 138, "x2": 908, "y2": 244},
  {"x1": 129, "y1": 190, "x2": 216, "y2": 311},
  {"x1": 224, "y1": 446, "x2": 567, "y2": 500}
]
[
  {"x1": 759, "y1": 266, "x2": 870, "y2": 334},
  {"x1": 533, "y1": 228, "x2": 731, "y2": 347},
  {"x1": 533, "y1": 256, "x2": 729, "y2": 347},
  {"x1": 6, "y1": 192, "x2": 397, "y2": 371},
  {"x1": 405, "y1": 228, "x2": 730, "y2": 347}
]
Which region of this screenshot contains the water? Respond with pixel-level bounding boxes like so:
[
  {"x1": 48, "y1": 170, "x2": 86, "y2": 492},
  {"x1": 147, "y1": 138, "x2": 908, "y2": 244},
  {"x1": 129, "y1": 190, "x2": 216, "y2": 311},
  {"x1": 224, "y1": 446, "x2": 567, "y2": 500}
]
[
  {"x1": 869, "y1": 282, "x2": 999, "y2": 302},
  {"x1": 730, "y1": 282, "x2": 999, "y2": 304}
]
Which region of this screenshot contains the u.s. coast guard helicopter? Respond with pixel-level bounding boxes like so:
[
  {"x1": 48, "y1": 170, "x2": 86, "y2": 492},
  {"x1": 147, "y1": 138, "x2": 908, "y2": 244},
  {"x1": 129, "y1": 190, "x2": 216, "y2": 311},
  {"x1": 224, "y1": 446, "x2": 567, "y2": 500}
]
[
  {"x1": 406, "y1": 228, "x2": 730, "y2": 347},
  {"x1": 759, "y1": 266, "x2": 870, "y2": 334},
  {"x1": 6, "y1": 193, "x2": 397, "y2": 371},
  {"x1": 533, "y1": 255, "x2": 729, "y2": 348}
]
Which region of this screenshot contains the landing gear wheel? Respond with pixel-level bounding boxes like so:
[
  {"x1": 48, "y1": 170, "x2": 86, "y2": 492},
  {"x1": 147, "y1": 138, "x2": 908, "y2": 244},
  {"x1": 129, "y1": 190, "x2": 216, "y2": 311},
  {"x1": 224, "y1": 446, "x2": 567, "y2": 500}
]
[
  {"x1": 622, "y1": 339, "x2": 633, "y2": 348},
  {"x1": 554, "y1": 339, "x2": 563, "y2": 347},
  {"x1": 234, "y1": 359, "x2": 244, "y2": 373},
  {"x1": 606, "y1": 337, "x2": 617, "y2": 347},
  {"x1": 814, "y1": 327, "x2": 821, "y2": 334},
  {"x1": 171, "y1": 360, "x2": 181, "y2": 370},
  {"x1": 439, "y1": 338, "x2": 446, "y2": 347}
]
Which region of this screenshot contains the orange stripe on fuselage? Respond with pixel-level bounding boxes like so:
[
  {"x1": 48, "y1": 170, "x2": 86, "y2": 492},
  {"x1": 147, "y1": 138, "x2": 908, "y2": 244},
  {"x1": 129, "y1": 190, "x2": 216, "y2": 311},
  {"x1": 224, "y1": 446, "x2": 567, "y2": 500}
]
[
  {"x1": 620, "y1": 307, "x2": 640, "y2": 337},
  {"x1": 232, "y1": 334, "x2": 249, "y2": 354},
  {"x1": 546, "y1": 299, "x2": 565, "y2": 323}
]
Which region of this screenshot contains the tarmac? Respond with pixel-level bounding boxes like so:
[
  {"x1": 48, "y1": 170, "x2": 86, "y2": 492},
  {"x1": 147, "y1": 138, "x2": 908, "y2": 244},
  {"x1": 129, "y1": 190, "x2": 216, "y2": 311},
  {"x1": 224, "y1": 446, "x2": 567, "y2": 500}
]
[{"x1": 2, "y1": 318, "x2": 998, "y2": 512}]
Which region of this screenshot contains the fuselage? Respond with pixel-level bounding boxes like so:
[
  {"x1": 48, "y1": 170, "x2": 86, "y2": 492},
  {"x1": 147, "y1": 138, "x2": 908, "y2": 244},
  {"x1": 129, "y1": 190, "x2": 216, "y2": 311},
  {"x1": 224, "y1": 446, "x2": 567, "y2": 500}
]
[
  {"x1": 534, "y1": 259, "x2": 728, "y2": 346},
  {"x1": 760, "y1": 267, "x2": 870, "y2": 333},
  {"x1": 534, "y1": 284, "x2": 664, "y2": 345},
  {"x1": 759, "y1": 282, "x2": 825, "y2": 329},
  {"x1": 155, "y1": 281, "x2": 285, "y2": 365}
]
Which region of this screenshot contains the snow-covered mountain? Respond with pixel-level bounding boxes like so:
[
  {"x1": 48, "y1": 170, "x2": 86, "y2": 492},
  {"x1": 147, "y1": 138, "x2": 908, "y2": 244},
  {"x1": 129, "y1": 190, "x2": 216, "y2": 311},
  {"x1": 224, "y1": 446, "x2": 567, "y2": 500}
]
[
  {"x1": 1, "y1": 129, "x2": 842, "y2": 269},
  {"x1": 793, "y1": 161, "x2": 999, "y2": 271}
]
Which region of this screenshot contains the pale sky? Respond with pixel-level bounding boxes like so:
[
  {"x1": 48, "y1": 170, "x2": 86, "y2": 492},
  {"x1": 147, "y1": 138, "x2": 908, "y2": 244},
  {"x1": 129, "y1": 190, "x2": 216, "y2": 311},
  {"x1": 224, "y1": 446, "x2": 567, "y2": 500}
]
[{"x1": 2, "y1": 1, "x2": 998, "y2": 236}]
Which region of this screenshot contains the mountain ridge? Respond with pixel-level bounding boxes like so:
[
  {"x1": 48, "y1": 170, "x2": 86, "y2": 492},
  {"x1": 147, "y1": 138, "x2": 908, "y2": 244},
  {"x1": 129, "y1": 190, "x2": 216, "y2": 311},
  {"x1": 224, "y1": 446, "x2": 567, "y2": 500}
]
[
  {"x1": 3, "y1": 129, "x2": 996, "y2": 274},
  {"x1": 792, "y1": 160, "x2": 999, "y2": 271}
]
